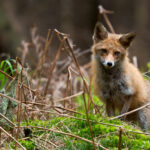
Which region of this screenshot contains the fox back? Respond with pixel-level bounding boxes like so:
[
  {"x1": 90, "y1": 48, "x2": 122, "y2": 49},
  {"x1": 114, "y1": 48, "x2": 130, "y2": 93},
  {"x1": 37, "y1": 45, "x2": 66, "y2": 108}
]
[{"x1": 91, "y1": 22, "x2": 150, "y2": 130}]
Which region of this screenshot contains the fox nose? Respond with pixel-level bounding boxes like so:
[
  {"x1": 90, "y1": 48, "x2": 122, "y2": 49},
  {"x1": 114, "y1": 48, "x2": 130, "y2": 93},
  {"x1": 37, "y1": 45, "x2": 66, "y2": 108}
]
[{"x1": 107, "y1": 62, "x2": 113, "y2": 67}]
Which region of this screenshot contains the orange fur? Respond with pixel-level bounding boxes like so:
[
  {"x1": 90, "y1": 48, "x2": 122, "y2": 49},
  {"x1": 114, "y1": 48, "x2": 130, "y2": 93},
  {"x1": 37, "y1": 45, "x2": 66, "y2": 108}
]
[{"x1": 91, "y1": 22, "x2": 150, "y2": 130}]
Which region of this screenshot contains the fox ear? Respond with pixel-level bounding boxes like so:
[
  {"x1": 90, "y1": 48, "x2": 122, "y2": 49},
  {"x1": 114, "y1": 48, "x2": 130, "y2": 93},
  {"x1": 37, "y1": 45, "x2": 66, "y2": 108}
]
[
  {"x1": 119, "y1": 32, "x2": 136, "y2": 48},
  {"x1": 93, "y1": 22, "x2": 108, "y2": 43}
]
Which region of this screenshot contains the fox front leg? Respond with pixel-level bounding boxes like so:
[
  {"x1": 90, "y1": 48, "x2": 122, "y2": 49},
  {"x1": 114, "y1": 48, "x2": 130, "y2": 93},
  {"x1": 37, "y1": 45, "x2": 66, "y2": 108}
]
[
  {"x1": 120, "y1": 97, "x2": 132, "y2": 120},
  {"x1": 106, "y1": 101, "x2": 115, "y2": 117},
  {"x1": 138, "y1": 109, "x2": 148, "y2": 131}
]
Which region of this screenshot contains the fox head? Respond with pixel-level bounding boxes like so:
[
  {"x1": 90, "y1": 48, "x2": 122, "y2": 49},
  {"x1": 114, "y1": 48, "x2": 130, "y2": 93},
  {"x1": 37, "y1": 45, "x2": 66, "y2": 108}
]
[{"x1": 92, "y1": 22, "x2": 136, "y2": 68}]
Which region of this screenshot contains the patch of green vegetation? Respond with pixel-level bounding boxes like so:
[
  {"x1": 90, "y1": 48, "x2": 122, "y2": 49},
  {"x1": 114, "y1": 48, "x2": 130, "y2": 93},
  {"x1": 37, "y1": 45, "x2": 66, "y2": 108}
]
[
  {"x1": 0, "y1": 58, "x2": 15, "y2": 91},
  {"x1": 7, "y1": 65, "x2": 150, "y2": 149},
  {"x1": 9, "y1": 111, "x2": 150, "y2": 150},
  {"x1": 10, "y1": 140, "x2": 35, "y2": 150}
]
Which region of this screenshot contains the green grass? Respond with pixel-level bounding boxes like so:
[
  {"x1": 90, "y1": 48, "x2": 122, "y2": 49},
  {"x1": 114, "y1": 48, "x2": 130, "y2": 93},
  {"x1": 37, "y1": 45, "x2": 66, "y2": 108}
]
[
  {"x1": 10, "y1": 106, "x2": 150, "y2": 150},
  {"x1": 6, "y1": 62, "x2": 150, "y2": 149},
  {"x1": 11, "y1": 116, "x2": 150, "y2": 149},
  {"x1": 0, "y1": 58, "x2": 15, "y2": 91}
]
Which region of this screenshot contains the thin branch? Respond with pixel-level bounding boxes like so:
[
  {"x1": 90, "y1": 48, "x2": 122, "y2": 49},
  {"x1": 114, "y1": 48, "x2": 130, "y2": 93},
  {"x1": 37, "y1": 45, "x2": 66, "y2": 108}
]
[
  {"x1": 54, "y1": 106, "x2": 83, "y2": 115},
  {"x1": 0, "y1": 93, "x2": 27, "y2": 107},
  {"x1": 0, "y1": 112, "x2": 16, "y2": 127},
  {"x1": 33, "y1": 135, "x2": 59, "y2": 148},
  {"x1": 44, "y1": 38, "x2": 66, "y2": 96},
  {"x1": 82, "y1": 91, "x2": 96, "y2": 150},
  {"x1": 0, "y1": 127, "x2": 26, "y2": 150},
  {"x1": 54, "y1": 91, "x2": 83, "y2": 103},
  {"x1": 98, "y1": 5, "x2": 115, "y2": 33},
  {"x1": 110, "y1": 102, "x2": 150, "y2": 120},
  {"x1": 21, "y1": 126, "x2": 108, "y2": 150},
  {"x1": 65, "y1": 38, "x2": 100, "y2": 113}
]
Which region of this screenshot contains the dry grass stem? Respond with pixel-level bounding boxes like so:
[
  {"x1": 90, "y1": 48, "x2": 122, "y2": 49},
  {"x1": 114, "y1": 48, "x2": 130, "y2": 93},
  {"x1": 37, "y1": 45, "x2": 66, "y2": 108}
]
[{"x1": 0, "y1": 127, "x2": 26, "y2": 150}]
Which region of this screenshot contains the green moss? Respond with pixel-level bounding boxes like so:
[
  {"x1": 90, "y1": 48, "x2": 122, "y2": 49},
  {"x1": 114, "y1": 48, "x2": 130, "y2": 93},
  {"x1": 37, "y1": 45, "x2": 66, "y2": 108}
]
[
  {"x1": 9, "y1": 86, "x2": 150, "y2": 150},
  {"x1": 9, "y1": 113, "x2": 149, "y2": 150}
]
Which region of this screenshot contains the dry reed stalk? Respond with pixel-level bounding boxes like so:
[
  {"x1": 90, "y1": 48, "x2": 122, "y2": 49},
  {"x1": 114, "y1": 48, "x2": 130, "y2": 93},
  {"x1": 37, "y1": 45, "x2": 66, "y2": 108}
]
[
  {"x1": 87, "y1": 71, "x2": 93, "y2": 112},
  {"x1": 0, "y1": 93, "x2": 27, "y2": 107},
  {"x1": 44, "y1": 38, "x2": 66, "y2": 96},
  {"x1": 98, "y1": 5, "x2": 115, "y2": 33},
  {"x1": 54, "y1": 91, "x2": 83, "y2": 103},
  {"x1": 34, "y1": 135, "x2": 59, "y2": 148},
  {"x1": 21, "y1": 42, "x2": 30, "y2": 66},
  {"x1": 82, "y1": 91, "x2": 96, "y2": 150},
  {"x1": 15, "y1": 62, "x2": 23, "y2": 150},
  {"x1": 35, "y1": 30, "x2": 54, "y2": 91},
  {"x1": 22, "y1": 86, "x2": 29, "y2": 125},
  {"x1": 32, "y1": 30, "x2": 54, "y2": 79},
  {"x1": 68, "y1": 67, "x2": 73, "y2": 109},
  {"x1": 64, "y1": 38, "x2": 100, "y2": 113},
  {"x1": 54, "y1": 106, "x2": 83, "y2": 115},
  {"x1": 110, "y1": 101, "x2": 150, "y2": 120},
  {"x1": 0, "y1": 129, "x2": 1, "y2": 145},
  {"x1": 0, "y1": 127, "x2": 26, "y2": 150},
  {"x1": 0, "y1": 112, "x2": 16, "y2": 127},
  {"x1": 64, "y1": 71, "x2": 69, "y2": 107}
]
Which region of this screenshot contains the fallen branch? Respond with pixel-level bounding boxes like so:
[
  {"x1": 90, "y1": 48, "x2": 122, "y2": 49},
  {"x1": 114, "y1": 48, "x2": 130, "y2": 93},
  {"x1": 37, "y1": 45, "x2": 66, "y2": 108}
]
[
  {"x1": 54, "y1": 91, "x2": 83, "y2": 103},
  {"x1": 21, "y1": 126, "x2": 108, "y2": 150},
  {"x1": 0, "y1": 112, "x2": 16, "y2": 127},
  {"x1": 0, "y1": 127, "x2": 26, "y2": 150},
  {"x1": 0, "y1": 93, "x2": 27, "y2": 107},
  {"x1": 110, "y1": 102, "x2": 150, "y2": 120}
]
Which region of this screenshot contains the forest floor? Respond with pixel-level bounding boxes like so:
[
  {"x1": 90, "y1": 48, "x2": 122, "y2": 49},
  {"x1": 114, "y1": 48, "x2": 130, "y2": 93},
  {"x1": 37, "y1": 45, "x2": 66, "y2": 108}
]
[{"x1": 0, "y1": 28, "x2": 150, "y2": 150}]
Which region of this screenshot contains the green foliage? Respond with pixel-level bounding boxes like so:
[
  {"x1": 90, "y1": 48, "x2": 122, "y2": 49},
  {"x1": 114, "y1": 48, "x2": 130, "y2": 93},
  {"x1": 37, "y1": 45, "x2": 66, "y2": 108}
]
[
  {"x1": 7, "y1": 93, "x2": 149, "y2": 150},
  {"x1": 0, "y1": 58, "x2": 18, "y2": 128},
  {"x1": 10, "y1": 110, "x2": 150, "y2": 149},
  {"x1": 143, "y1": 62, "x2": 150, "y2": 80},
  {"x1": 11, "y1": 140, "x2": 35, "y2": 150},
  {"x1": 147, "y1": 62, "x2": 150, "y2": 71},
  {"x1": 0, "y1": 59, "x2": 15, "y2": 91},
  {"x1": 8, "y1": 82, "x2": 150, "y2": 150}
]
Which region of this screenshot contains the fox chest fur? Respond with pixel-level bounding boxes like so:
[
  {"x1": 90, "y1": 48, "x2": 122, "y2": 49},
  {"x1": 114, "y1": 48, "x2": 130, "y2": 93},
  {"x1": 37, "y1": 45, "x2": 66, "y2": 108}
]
[{"x1": 93, "y1": 56, "x2": 134, "y2": 107}]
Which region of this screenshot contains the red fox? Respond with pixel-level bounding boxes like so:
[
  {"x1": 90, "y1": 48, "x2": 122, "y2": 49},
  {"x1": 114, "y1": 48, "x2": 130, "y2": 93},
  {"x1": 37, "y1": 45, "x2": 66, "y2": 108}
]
[{"x1": 91, "y1": 22, "x2": 150, "y2": 130}]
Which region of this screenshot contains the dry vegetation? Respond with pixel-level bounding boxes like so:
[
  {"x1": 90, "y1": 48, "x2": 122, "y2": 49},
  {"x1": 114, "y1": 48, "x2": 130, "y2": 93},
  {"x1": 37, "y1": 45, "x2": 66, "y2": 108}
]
[{"x1": 0, "y1": 5, "x2": 150, "y2": 150}]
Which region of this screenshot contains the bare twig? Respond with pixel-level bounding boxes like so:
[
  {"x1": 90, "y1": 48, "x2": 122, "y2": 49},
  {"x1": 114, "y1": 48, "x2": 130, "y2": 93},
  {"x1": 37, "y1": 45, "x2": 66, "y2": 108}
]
[
  {"x1": 0, "y1": 112, "x2": 16, "y2": 127},
  {"x1": 33, "y1": 135, "x2": 59, "y2": 148},
  {"x1": 64, "y1": 38, "x2": 100, "y2": 113},
  {"x1": 0, "y1": 127, "x2": 26, "y2": 150},
  {"x1": 98, "y1": 5, "x2": 115, "y2": 33},
  {"x1": 15, "y1": 59, "x2": 23, "y2": 150},
  {"x1": 32, "y1": 30, "x2": 54, "y2": 79},
  {"x1": 0, "y1": 93, "x2": 27, "y2": 107},
  {"x1": 82, "y1": 91, "x2": 96, "y2": 150},
  {"x1": 64, "y1": 71, "x2": 70, "y2": 107},
  {"x1": 54, "y1": 91, "x2": 83, "y2": 103},
  {"x1": 44, "y1": 38, "x2": 66, "y2": 96},
  {"x1": 54, "y1": 106, "x2": 83, "y2": 115},
  {"x1": 110, "y1": 102, "x2": 150, "y2": 120}
]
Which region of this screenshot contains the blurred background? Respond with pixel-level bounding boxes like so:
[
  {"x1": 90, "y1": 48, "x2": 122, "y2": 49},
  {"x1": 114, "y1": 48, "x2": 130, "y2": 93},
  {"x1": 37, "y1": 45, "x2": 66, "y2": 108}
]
[{"x1": 0, "y1": 0, "x2": 150, "y2": 68}]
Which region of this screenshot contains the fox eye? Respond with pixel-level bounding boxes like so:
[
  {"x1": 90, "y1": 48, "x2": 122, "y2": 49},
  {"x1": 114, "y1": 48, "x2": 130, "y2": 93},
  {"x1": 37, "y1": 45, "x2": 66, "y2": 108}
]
[
  {"x1": 114, "y1": 51, "x2": 120, "y2": 56},
  {"x1": 101, "y1": 49, "x2": 107, "y2": 53}
]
